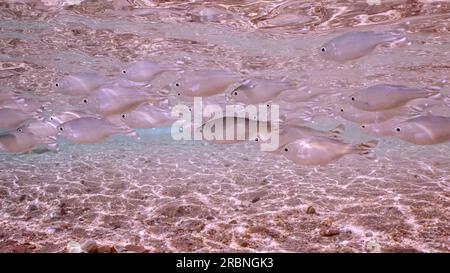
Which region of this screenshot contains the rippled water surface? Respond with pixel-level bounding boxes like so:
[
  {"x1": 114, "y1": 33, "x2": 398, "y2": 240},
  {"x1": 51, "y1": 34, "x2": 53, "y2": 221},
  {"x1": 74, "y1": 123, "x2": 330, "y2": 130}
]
[{"x1": 0, "y1": 0, "x2": 449, "y2": 252}]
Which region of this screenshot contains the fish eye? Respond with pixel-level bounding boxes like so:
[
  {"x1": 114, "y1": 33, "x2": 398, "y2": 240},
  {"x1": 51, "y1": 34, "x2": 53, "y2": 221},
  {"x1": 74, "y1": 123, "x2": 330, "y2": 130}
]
[
  {"x1": 55, "y1": 83, "x2": 59, "y2": 87},
  {"x1": 396, "y1": 128, "x2": 401, "y2": 132},
  {"x1": 320, "y1": 47, "x2": 326, "y2": 52},
  {"x1": 59, "y1": 127, "x2": 64, "y2": 131},
  {"x1": 177, "y1": 93, "x2": 181, "y2": 96},
  {"x1": 255, "y1": 138, "x2": 258, "y2": 142},
  {"x1": 284, "y1": 148, "x2": 288, "y2": 152},
  {"x1": 50, "y1": 117, "x2": 54, "y2": 121},
  {"x1": 351, "y1": 97, "x2": 355, "y2": 101},
  {"x1": 83, "y1": 99, "x2": 88, "y2": 103},
  {"x1": 266, "y1": 104, "x2": 270, "y2": 108},
  {"x1": 175, "y1": 83, "x2": 180, "y2": 87},
  {"x1": 122, "y1": 114, "x2": 126, "y2": 118},
  {"x1": 122, "y1": 70, "x2": 126, "y2": 74},
  {"x1": 340, "y1": 109, "x2": 344, "y2": 112},
  {"x1": 233, "y1": 91, "x2": 238, "y2": 95},
  {"x1": 17, "y1": 128, "x2": 22, "y2": 132},
  {"x1": 361, "y1": 125, "x2": 366, "y2": 129}
]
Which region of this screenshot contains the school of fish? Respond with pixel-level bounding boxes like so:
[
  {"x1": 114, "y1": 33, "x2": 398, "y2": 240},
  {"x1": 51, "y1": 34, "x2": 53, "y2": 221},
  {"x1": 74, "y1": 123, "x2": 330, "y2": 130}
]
[{"x1": 1, "y1": 29, "x2": 449, "y2": 166}]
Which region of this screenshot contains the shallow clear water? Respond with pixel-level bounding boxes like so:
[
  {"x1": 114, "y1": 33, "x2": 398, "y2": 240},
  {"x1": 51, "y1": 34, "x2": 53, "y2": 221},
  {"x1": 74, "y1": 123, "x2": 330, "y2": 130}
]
[{"x1": 0, "y1": 0, "x2": 449, "y2": 252}]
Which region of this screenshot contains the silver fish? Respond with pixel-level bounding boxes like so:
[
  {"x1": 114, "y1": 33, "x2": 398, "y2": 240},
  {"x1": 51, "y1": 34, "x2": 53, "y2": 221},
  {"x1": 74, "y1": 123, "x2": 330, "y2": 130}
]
[
  {"x1": 199, "y1": 116, "x2": 272, "y2": 144},
  {"x1": 394, "y1": 115, "x2": 450, "y2": 145},
  {"x1": 230, "y1": 79, "x2": 295, "y2": 104},
  {"x1": 276, "y1": 123, "x2": 345, "y2": 151},
  {"x1": 119, "y1": 105, "x2": 174, "y2": 129},
  {"x1": 82, "y1": 85, "x2": 160, "y2": 116},
  {"x1": 349, "y1": 84, "x2": 439, "y2": 111},
  {"x1": 173, "y1": 70, "x2": 242, "y2": 97},
  {"x1": 17, "y1": 118, "x2": 59, "y2": 138},
  {"x1": 0, "y1": 130, "x2": 54, "y2": 153},
  {"x1": 58, "y1": 117, "x2": 137, "y2": 144},
  {"x1": 282, "y1": 136, "x2": 378, "y2": 165},
  {"x1": 319, "y1": 31, "x2": 405, "y2": 62},
  {"x1": 55, "y1": 72, "x2": 105, "y2": 96}
]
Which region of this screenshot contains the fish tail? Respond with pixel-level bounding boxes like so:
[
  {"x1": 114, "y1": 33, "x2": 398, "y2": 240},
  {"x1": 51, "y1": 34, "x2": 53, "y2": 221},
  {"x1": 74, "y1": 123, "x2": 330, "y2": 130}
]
[
  {"x1": 157, "y1": 88, "x2": 170, "y2": 96},
  {"x1": 47, "y1": 142, "x2": 59, "y2": 152},
  {"x1": 39, "y1": 136, "x2": 59, "y2": 151},
  {"x1": 43, "y1": 135, "x2": 57, "y2": 144},
  {"x1": 141, "y1": 85, "x2": 166, "y2": 99},
  {"x1": 351, "y1": 140, "x2": 378, "y2": 160},
  {"x1": 407, "y1": 105, "x2": 425, "y2": 117},
  {"x1": 11, "y1": 95, "x2": 25, "y2": 104},
  {"x1": 32, "y1": 108, "x2": 45, "y2": 117},
  {"x1": 35, "y1": 115, "x2": 47, "y2": 122},
  {"x1": 126, "y1": 130, "x2": 141, "y2": 140},
  {"x1": 30, "y1": 101, "x2": 53, "y2": 120},
  {"x1": 326, "y1": 124, "x2": 345, "y2": 139},
  {"x1": 27, "y1": 112, "x2": 48, "y2": 127},
  {"x1": 423, "y1": 86, "x2": 443, "y2": 99},
  {"x1": 146, "y1": 92, "x2": 167, "y2": 104},
  {"x1": 285, "y1": 81, "x2": 299, "y2": 91},
  {"x1": 378, "y1": 31, "x2": 407, "y2": 47}
]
